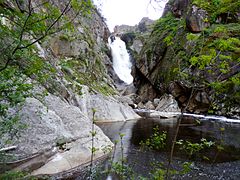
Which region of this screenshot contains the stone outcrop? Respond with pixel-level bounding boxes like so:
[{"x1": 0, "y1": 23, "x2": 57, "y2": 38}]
[
  {"x1": 162, "y1": 0, "x2": 189, "y2": 18},
  {"x1": 169, "y1": 82, "x2": 210, "y2": 113},
  {"x1": 0, "y1": 0, "x2": 141, "y2": 177},
  {"x1": 155, "y1": 94, "x2": 180, "y2": 112},
  {"x1": 135, "y1": 93, "x2": 181, "y2": 118},
  {"x1": 114, "y1": 17, "x2": 155, "y2": 35},
  {"x1": 113, "y1": 17, "x2": 155, "y2": 49},
  {"x1": 87, "y1": 94, "x2": 140, "y2": 122},
  {"x1": 137, "y1": 17, "x2": 155, "y2": 33},
  {"x1": 1, "y1": 94, "x2": 113, "y2": 174},
  {"x1": 119, "y1": 0, "x2": 240, "y2": 115},
  {"x1": 186, "y1": 5, "x2": 210, "y2": 33},
  {"x1": 1, "y1": 82, "x2": 140, "y2": 175}
]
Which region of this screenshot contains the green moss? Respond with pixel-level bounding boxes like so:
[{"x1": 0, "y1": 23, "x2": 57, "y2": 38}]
[
  {"x1": 59, "y1": 55, "x2": 117, "y2": 96},
  {"x1": 135, "y1": 2, "x2": 240, "y2": 111},
  {"x1": 59, "y1": 34, "x2": 70, "y2": 41},
  {"x1": 58, "y1": 30, "x2": 78, "y2": 42},
  {"x1": 192, "y1": 0, "x2": 240, "y2": 22}
]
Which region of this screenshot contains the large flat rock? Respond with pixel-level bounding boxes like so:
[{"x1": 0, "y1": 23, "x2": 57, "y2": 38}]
[
  {"x1": 88, "y1": 94, "x2": 141, "y2": 122},
  {"x1": 6, "y1": 94, "x2": 113, "y2": 175}
]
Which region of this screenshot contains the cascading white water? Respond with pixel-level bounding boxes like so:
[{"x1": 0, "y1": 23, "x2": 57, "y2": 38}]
[{"x1": 108, "y1": 36, "x2": 133, "y2": 85}]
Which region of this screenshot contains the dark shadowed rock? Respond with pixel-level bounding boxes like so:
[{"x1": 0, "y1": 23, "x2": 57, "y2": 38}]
[
  {"x1": 172, "y1": 0, "x2": 190, "y2": 18},
  {"x1": 162, "y1": 2, "x2": 172, "y2": 17},
  {"x1": 169, "y1": 82, "x2": 210, "y2": 113},
  {"x1": 216, "y1": 13, "x2": 240, "y2": 24},
  {"x1": 137, "y1": 17, "x2": 155, "y2": 33},
  {"x1": 186, "y1": 5, "x2": 210, "y2": 33},
  {"x1": 137, "y1": 83, "x2": 158, "y2": 102}
]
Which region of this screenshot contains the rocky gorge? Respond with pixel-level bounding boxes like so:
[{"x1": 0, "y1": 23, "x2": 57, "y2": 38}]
[
  {"x1": 0, "y1": 0, "x2": 141, "y2": 177},
  {"x1": 115, "y1": 0, "x2": 240, "y2": 118},
  {"x1": 0, "y1": 0, "x2": 240, "y2": 179}
]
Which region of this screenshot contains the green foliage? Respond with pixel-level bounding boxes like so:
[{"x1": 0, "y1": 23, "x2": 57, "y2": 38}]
[
  {"x1": 59, "y1": 56, "x2": 116, "y2": 96},
  {"x1": 56, "y1": 137, "x2": 68, "y2": 150},
  {"x1": 213, "y1": 38, "x2": 240, "y2": 52},
  {"x1": 153, "y1": 13, "x2": 180, "y2": 33},
  {"x1": 0, "y1": 0, "x2": 95, "y2": 158},
  {"x1": 149, "y1": 161, "x2": 192, "y2": 180},
  {"x1": 89, "y1": 106, "x2": 98, "y2": 180},
  {"x1": 0, "y1": 67, "x2": 32, "y2": 141},
  {"x1": 213, "y1": 26, "x2": 227, "y2": 34},
  {"x1": 138, "y1": 1, "x2": 240, "y2": 113},
  {"x1": 152, "y1": 13, "x2": 184, "y2": 47},
  {"x1": 189, "y1": 48, "x2": 216, "y2": 70},
  {"x1": 209, "y1": 73, "x2": 240, "y2": 111},
  {"x1": 71, "y1": 0, "x2": 93, "y2": 16},
  {"x1": 192, "y1": 0, "x2": 240, "y2": 22},
  {"x1": 183, "y1": 23, "x2": 240, "y2": 112},
  {"x1": 0, "y1": 171, "x2": 29, "y2": 179},
  {"x1": 108, "y1": 161, "x2": 135, "y2": 180},
  {"x1": 176, "y1": 138, "x2": 215, "y2": 158},
  {"x1": 140, "y1": 13, "x2": 186, "y2": 89},
  {"x1": 164, "y1": 35, "x2": 174, "y2": 46},
  {"x1": 144, "y1": 12, "x2": 181, "y2": 61},
  {"x1": 140, "y1": 126, "x2": 167, "y2": 150},
  {"x1": 186, "y1": 33, "x2": 200, "y2": 41}
]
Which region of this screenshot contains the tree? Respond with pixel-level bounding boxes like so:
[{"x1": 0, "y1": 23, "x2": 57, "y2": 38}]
[{"x1": 0, "y1": 0, "x2": 93, "y2": 146}]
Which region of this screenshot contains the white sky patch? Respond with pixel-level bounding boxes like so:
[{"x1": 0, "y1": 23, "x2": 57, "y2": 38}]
[{"x1": 93, "y1": 0, "x2": 168, "y2": 32}]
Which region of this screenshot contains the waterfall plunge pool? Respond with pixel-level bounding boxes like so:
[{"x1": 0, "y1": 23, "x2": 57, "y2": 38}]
[{"x1": 94, "y1": 116, "x2": 240, "y2": 179}]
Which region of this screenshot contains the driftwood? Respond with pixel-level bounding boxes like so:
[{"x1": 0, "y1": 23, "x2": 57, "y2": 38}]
[{"x1": 0, "y1": 146, "x2": 17, "y2": 152}]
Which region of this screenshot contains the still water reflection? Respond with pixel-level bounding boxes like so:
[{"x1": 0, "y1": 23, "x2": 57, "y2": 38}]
[{"x1": 97, "y1": 117, "x2": 240, "y2": 178}]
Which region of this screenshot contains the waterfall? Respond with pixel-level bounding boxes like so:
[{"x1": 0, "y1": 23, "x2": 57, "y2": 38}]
[{"x1": 108, "y1": 36, "x2": 133, "y2": 85}]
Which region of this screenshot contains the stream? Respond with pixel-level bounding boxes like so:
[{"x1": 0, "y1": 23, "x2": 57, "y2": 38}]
[{"x1": 94, "y1": 115, "x2": 240, "y2": 179}]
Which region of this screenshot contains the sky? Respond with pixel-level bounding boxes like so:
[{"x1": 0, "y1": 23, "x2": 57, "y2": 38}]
[{"x1": 93, "y1": 0, "x2": 168, "y2": 32}]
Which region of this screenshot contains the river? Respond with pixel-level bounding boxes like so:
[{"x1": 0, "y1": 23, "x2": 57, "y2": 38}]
[{"x1": 93, "y1": 115, "x2": 240, "y2": 179}]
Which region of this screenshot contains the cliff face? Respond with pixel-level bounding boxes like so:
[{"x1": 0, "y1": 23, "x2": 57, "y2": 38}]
[
  {"x1": 128, "y1": 0, "x2": 240, "y2": 116},
  {"x1": 0, "y1": 0, "x2": 140, "y2": 176}
]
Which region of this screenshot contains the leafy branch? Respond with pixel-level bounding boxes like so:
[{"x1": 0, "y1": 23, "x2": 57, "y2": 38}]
[{"x1": 0, "y1": 0, "x2": 76, "y2": 71}]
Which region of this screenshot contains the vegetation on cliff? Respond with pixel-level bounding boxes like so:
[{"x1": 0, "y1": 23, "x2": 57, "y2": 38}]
[
  {"x1": 135, "y1": 0, "x2": 240, "y2": 115},
  {"x1": 0, "y1": 0, "x2": 115, "y2": 157}
]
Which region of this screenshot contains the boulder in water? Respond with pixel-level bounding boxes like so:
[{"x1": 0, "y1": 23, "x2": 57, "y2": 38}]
[
  {"x1": 155, "y1": 94, "x2": 181, "y2": 112},
  {"x1": 145, "y1": 101, "x2": 155, "y2": 110}
]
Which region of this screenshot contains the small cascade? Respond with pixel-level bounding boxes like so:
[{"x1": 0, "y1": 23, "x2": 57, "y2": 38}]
[{"x1": 108, "y1": 36, "x2": 133, "y2": 85}]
